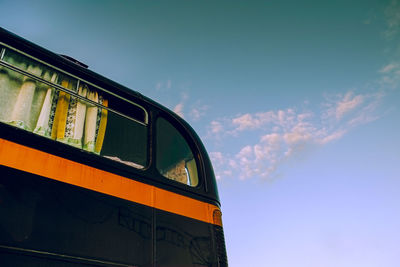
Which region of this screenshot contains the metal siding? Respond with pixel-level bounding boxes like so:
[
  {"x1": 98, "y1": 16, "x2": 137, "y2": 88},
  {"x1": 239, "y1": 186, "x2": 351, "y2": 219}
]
[{"x1": 0, "y1": 166, "x2": 153, "y2": 266}]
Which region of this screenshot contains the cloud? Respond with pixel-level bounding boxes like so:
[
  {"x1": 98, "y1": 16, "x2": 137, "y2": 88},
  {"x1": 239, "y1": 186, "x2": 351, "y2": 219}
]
[
  {"x1": 379, "y1": 63, "x2": 399, "y2": 73},
  {"x1": 189, "y1": 105, "x2": 209, "y2": 121},
  {"x1": 231, "y1": 115, "x2": 321, "y2": 179},
  {"x1": 209, "y1": 120, "x2": 224, "y2": 135},
  {"x1": 155, "y1": 79, "x2": 172, "y2": 91},
  {"x1": 379, "y1": 62, "x2": 400, "y2": 88},
  {"x1": 232, "y1": 111, "x2": 275, "y2": 131},
  {"x1": 209, "y1": 151, "x2": 235, "y2": 180},
  {"x1": 173, "y1": 103, "x2": 184, "y2": 118},
  {"x1": 155, "y1": 82, "x2": 162, "y2": 91},
  {"x1": 209, "y1": 89, "x2": 383, "y2": 180},
  {"x1": 384, "y1": 0, "x2": 400, "y2": 39},
  {"x1": 323, "y1": 91, "x2": 372, "y2": 123},
  {"x1": 335, "y1": 92, "x2": 364, "y2": 120},
  {"x1": 317, "y1": 129, "x2": 347, "y2": 145},
  {"x1": 231, "y1": 109, "x2": 299, "y2": 133},
  {"x1": 207, "y1": 2, "x2": 394, "y2": 181},
  {"x1": 172, "y1": 92, "x2": 189, "y2": 119},
  {"x1": 352, "y1": 92, "x2": 383, "y2": 124}
]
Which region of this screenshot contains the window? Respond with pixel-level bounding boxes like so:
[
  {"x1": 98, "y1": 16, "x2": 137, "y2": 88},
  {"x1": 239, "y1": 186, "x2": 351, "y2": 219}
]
[
  {"x1": 0, "y1": 47, "x2": 147, "y2": 169},
  {"x1": 156, "y1": 117, "x2": 199, "y2": 186},
  {"x1": 101, "y1": 111, "x2": 147, "y2": 168}
]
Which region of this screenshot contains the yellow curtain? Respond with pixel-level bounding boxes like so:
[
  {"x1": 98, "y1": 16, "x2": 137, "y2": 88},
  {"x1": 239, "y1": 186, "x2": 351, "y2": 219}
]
[
  {"x1": 51, "y1": 80, "x2": 71, "y2": 140},
  {"x1": 95, "y1": 98, "x2": 108, "y2": 154}
]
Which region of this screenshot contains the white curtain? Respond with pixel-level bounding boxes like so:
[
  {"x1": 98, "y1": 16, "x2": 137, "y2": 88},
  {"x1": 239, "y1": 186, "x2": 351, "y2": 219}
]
[
  {"x1": 0, "y1": 59, "x2": 108, "y2": 153},
  {"x1": 0, "y1": 67, "x2": 16, "y2": 123},
  {"x1": 83, "y1": 90, "x2": 98, "y2": 151},
  {"x1": 34, "y1": 73, "x2": 58, "y2": 137},
  {"x1": 9, "y1": 65, "x2": 42, "y2": 130}
]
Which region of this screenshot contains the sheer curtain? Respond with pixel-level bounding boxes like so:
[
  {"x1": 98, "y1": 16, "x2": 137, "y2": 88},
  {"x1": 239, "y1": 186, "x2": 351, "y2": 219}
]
[
  {"x1": 9, "y1": 65, "x2": 43, "y2": 130},
  {"x1": 0, "y1": 65, "x2": 44, "y2": 130},
  {"x1": 0, "y1": 67, "x2": 15, "y2": 123},
  {"x1": 0, "y1": 57, "x2": 26, "y2": 124},
  {"x1": 34, "y1": 73, "x2": 58, "y2": 137},
  {"x1": 0, "y1": 64, "x2": 108, "y2": 154}
]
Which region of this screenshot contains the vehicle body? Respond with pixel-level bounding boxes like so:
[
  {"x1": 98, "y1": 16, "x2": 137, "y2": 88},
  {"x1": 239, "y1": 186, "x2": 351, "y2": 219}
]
[{"x1": 0, "y1": 27, "x2": 227, "y2": 267}]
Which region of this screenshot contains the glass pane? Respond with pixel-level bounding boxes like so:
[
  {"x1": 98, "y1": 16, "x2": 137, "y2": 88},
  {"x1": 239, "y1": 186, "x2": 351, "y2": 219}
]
[
  {"x1": 2, "y1": 48, "x2": 77, "y2": 91},
  {"x1": 106, "y1": 93, "x2": 147, "y2": 124},
  {"x1": 156, "y1": 117, "x2": 199, "y2": 187},
  {"x1": 101, "y1": 112, "x2": 147, "y2": 169}
]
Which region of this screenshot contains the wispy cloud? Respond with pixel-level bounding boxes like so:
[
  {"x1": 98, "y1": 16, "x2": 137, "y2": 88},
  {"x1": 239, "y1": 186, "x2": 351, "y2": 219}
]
[
  {"x1": 167, "y1": 90, "x2": 210, "y2": 121},
  {"x1": 379, "y1": 63, "x2": 399, "y2": 73},
  {"x1": 173, "y1": 103, "x2": 185, "y2": 118},
  {"x1": 379, "y1": 62, "x2": 400, "y2": 88},
  {"x1": 384, "y1": 0, "x2": 400, "y2": 39},
  {"x1": 324, "y1": 92, "x2": 365, "y2": 121},
  {"x1": 173, "y1": 92, "x2": 188, "y2": 119},
  {"x1": 189, "y1": 104, "x2": 209, "y2": 121},
  {"x1": 209, "y1": 120, "x2": 224, "y2": 134},
  {"x1": 335, "y1": 93, "x2": 364, "y2": 120},
  {"x1": 208, "y1": 89, "x2": 383, "y2": 180},
  {"x1": 231, "y1": 111, "x2": 277, "y2": 132},
  {"x1": 210, "y1": 152, "x2": 235, "y2": 180},
  {"x1": 155, "y1": 79, "x2": 172, "y2": 91}
]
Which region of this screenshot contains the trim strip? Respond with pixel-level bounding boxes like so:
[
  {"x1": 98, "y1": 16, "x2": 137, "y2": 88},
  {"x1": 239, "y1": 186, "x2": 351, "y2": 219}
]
[
  {"x1": 0, "y1": 138, "x2": 222, "y2": 226},
  {"x1": 0, "y1": 245, "x2": 132, "y2": 267}
]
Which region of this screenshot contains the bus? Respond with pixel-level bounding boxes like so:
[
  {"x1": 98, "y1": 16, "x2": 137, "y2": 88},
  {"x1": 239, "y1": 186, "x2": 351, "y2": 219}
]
[{"x1": 0, "y1": 27, "x2": 227, "y2": 267}]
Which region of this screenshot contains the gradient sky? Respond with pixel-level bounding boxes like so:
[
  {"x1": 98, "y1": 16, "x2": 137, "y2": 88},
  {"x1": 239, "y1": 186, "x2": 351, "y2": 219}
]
[{"x1": 2, "y1": 1, "x2": 400, "y2": 266}]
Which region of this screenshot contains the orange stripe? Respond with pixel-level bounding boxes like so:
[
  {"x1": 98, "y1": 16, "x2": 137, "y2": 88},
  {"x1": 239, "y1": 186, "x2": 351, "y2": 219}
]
[{"x1": 0, "y1": 138, "x2": 222, "y2": 226}]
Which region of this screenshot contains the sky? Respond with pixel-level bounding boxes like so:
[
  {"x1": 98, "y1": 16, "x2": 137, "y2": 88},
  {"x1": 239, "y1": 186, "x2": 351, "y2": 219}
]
[{"x1": 1, "y1": 0, "x2": 400, "y2": 266}]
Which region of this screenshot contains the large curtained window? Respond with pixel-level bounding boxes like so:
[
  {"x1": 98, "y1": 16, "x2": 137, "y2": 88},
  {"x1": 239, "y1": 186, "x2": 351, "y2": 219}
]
[{"x1": 0, "y1": 48, "x2": 147, "y2": 169}]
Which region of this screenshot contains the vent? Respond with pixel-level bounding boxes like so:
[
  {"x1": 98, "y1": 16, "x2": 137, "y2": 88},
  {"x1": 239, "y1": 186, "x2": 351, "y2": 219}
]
[
  {"x1": 60, "y1": 54, "x2": 88, "y2": 68},
  {"x1": 213, "y1": 225, "x2": 228, "y2": 266}
]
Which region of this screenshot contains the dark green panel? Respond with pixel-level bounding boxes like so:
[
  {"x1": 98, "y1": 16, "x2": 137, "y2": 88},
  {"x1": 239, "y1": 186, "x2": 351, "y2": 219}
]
[
  {"x1": 155, "y1": 209, "x2": 218, "y2": 267},
  {"x1": 0, "y1": 166, "x2": 153, "y2": 266}
]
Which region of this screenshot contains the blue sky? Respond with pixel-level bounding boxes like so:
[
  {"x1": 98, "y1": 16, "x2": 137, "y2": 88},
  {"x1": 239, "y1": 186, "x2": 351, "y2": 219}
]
[{"x1": 2, "y1": 1, "x2": 400, "y2": 266}]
